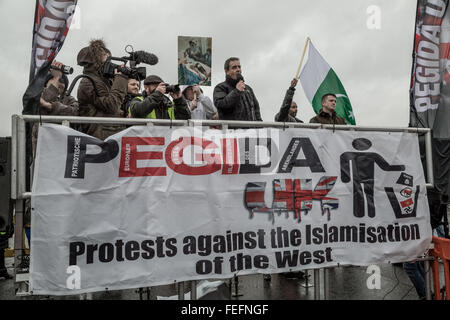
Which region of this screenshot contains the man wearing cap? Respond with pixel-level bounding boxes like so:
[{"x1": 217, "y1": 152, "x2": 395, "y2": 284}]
[
  {"x1": 274, "y1": 78, "x2": 303, "y2": 123},
  {"x1": 182, "y1": 84, "x2": 217, "y2": 120},
  {"x1": 128, "y1": 75, "x2": 190, "y2": 120}
]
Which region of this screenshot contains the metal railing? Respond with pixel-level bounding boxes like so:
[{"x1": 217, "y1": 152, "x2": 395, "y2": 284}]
[{"x1": 10, "y1": 114, "x2": 435, "y2": 299}]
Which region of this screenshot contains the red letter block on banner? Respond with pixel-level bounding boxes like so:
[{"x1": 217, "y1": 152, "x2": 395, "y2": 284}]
[{"x1": 119, "y1": 137, "x2": 167, "y2": 177}]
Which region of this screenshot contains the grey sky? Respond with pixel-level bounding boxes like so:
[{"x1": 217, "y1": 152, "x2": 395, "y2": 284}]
[{"x1": 0, "y1": 0, "x2": 416, "y2": 137}]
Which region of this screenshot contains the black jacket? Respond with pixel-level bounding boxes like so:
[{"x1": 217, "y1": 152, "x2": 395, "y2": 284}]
[
  {"x1": 129, "y1": 90, "x2": 191, "y2": 120},
  {"x1": 274, "y1": 87, "x2": 303, "y2": 123},
  {"x1": 309, "y1": 109, "x2": 347, "y2": 125},
  {"x1": 213, "y1": 76, "x2": 262, "y2": 121}
]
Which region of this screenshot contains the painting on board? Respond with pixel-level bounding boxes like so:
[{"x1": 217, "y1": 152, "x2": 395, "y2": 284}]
[{"x1": 178, "y1": 36, "x2": 212, "y2": 86}]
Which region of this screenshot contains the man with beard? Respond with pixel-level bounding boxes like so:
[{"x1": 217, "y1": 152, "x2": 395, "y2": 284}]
[
  {"x1": 275, "y1": 78, "x2": 303, "y2": 123},
  {"x1": 76, "y1": 39, "x2": 128, "y2": 140},
  {"x1": 213, "y1": 57, "x2": 262, "y2": 122},
  {"x1": 121, "y1": 78, "x2": 141, "y2": 118}
]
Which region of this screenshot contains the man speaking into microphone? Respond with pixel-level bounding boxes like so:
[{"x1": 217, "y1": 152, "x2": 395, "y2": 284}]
[{"x1": 213, "y1": 57, "x2": 262, "y2": 122}]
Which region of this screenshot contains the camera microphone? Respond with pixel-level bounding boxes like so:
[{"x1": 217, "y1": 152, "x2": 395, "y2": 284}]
[{"x1": 131, "y1": 51, "x2": 159, "y2": 65}]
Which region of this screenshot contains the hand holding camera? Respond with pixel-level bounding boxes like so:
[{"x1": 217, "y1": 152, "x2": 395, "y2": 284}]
[
  {"x1": 49, "y1": 60, "x2": 73, "y2": 75},
  {"x1": 169, "y1": 90, "x2": 182, "y2": 100},
  {"x1": 50, "y1": 61, "x2": 63, "y2": 78}
]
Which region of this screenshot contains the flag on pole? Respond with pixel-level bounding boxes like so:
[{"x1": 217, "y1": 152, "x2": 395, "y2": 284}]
[
  {"x1": 299, "y1": 41, "x2": 355, "y2": 125},
  {"x1": 22, "y1": 0, "x2": 78, "y2": 192},
  {"x1": 23, "y1": 0, "x2": 78, "y2": 115},
  {"x1": 410, "y1": 0, "x2": 450, "y2": 200}
]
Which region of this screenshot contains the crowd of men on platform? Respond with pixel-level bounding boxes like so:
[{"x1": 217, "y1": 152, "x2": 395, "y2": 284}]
[
  {"x1": 2, "y1": 39, "x2": 349, "y2": 282},
  {"x1": 34, "y1": 39, "x2": 347, "y2": 143},
  {"x1": 2, "y1": 39, "x2": 446, "y2": 300}
]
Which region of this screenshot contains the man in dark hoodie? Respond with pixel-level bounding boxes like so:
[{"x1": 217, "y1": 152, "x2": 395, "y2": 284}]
[
  {"x1": 76, "y1": 39, "x2": 128, "y2": 140},
  {"x1": 274, "y1": 78, "x2": 303, "y2": 123},
  {"x1": 213, "y1": 57, "x2": 262, "y2": 122}
]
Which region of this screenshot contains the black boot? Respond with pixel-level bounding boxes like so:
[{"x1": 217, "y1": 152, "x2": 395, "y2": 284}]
[
  {"x1": 0, "y1": 246, "x2": 12, "y2": 279},
  {"x1": 0, "y1": 268, "x2": 12, "y2": 280}
]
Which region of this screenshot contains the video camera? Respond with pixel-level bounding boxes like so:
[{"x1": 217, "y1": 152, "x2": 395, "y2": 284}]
[
  {"x1": 164, "y1": 83, "x2": 180, "y2": 94},
  {"x1": 103, "y1": 45, "x2": 158, "y2": 81},
  {"x1": 50, "y1": 64, "x2": 73, "y2": 75}
]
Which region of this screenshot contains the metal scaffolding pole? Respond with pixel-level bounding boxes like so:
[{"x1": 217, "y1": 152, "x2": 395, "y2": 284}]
[
  {"x1": 314, "y1": 269, "x2": 320, "y2": 300},
  {"x1": 424, "y1": 259, "x2": 432, "y2": 300},
  {"x1": 190, "y1": 280, "x2": 197, "y2": 300},
  {"x1": 324, "y1": 268, "x2": 330, "y2": 300},
  {"x1": 177, "y1": 282, "x2": 185, "y2": 300}
]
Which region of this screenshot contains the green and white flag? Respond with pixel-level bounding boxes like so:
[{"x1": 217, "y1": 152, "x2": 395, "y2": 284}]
[{"x1": 299, "y1": 41, "x2": 355, "y2": 125}]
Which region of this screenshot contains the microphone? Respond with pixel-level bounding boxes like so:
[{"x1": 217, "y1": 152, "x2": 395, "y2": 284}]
[
  {"x1": 132, "y1": 51, "x2": 159, "y2": 65},
  {"x1": 236, "y1": 74, "x2": 245, "y2": 82},
  {"x1": 236, "y1": 74, "x2": 246, "y2": 92}
]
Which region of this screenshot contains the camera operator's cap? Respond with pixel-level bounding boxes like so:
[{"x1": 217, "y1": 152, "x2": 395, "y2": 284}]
[{"x1": 144, "y1": 75, "x2": 164, "y2": 85}]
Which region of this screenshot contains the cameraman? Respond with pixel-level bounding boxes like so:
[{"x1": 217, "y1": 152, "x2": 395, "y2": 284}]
[
  {"x1": 32, "y1": 60, "x2": 79, "y2": 155},
  {"x1": 76, "y1": 39, "x2": 128, "y2": 140},
  {"x1": 128, "y1": 75, "x2": 191, "y2": 120}
]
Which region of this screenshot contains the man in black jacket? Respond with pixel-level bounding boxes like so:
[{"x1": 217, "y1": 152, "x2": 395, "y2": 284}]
[
  {"x1": 213, "y1": 57, "x2": 262, "y2": 121},
  {"x1": 274, "y1": 78, "x2": 303, "y2": 123},
  {"x1": 128, "y1": 75, "x2": 191, "y2": 120}
]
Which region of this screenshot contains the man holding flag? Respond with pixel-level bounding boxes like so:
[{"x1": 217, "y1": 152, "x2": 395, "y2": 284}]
[{"x1": 298, "y1": 39, "x2": 355, "y2": 125}]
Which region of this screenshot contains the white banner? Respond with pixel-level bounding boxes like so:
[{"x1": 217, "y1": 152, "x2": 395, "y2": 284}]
[{"x1": 30, "y1": 124, "x2": 432, "y2": 295}]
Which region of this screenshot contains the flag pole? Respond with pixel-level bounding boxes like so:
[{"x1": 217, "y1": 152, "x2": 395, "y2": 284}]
[{"x1": 295, "y1": 37, "x2": 310, "y2": 79}]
